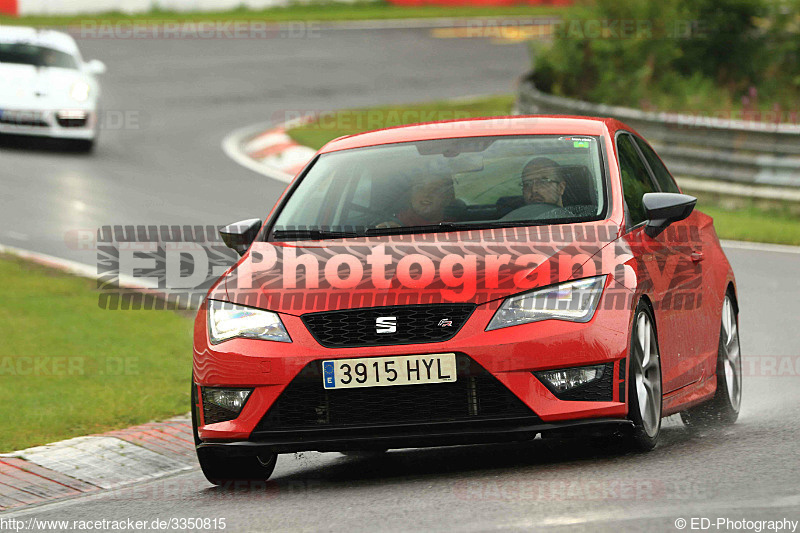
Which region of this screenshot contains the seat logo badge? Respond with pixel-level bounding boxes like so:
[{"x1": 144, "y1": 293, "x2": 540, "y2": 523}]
[
  {"x1": 438, "y1": 318, "x2": 453, "y2": 328},
  {"x1": 376, "y1": 316, "x2": 397, "y2": 334}
]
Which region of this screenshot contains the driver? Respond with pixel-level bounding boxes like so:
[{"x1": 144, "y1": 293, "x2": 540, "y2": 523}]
[
  {"x1": 520, "y1": 157, "x2": 566, "y2": 207},
  {"x1": 377, "y1": 172, "x2": 455, "y2": 228}
]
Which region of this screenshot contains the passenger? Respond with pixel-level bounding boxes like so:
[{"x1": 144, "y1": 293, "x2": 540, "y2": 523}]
[{"x1": 378, "y1": 173, "x2": 455, "y2": 228}]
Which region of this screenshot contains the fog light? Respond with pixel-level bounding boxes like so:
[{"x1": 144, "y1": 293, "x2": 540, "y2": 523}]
[
  {"x1": 201, "y1": 387, "x2": 252, "y2": 424},
  {"x1": 57, "y1": 110, "x2": 88, "y2": 120},
  {"x1": 56, "y1": 110, "x2": 89, "y2": 128},
  {"x1": 535, "y1": 365, "x2": 605, "y2": 394}
]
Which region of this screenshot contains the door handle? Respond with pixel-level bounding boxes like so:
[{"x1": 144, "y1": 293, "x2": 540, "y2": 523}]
[{"x1": 691, "y1": 251, "x2": 705, "y2": 262}]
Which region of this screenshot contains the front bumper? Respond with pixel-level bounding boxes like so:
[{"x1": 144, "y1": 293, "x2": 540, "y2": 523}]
[
  {"x1": 193, "y1": 277, "x2": 635, "y2": 444},
  {"x1": 198, "y1": 417, "x2": 635, "y2": 455}
]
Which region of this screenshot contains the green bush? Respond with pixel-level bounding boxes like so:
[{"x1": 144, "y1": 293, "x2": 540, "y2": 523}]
[{"x1": 530, "y1": 0, "x2": 799, "y2": 113}]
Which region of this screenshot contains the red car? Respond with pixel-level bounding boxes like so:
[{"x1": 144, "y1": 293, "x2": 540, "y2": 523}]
[{"x1": 192, "y1": 116, "x2": 742, "y2": 484}]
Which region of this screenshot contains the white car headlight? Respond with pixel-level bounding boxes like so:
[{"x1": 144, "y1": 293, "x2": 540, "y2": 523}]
[
  {"x1": 207, "y1": 300, "x2": 291, "y2": 344},
  {"x1": 486, "y1": 275, "x2": 607, "y2": 331},
  {"x1": 70, "y1": 81, "x2": 91, "y2": 102}
]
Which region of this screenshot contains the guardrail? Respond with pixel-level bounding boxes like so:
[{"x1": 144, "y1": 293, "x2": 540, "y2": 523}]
[{"x1": 516, "y1": 79, "x2": 800, "y2": 189}]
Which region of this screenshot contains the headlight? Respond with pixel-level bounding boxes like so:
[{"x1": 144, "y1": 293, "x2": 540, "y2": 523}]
[
  {"x1": 69, "y1": 81, "x2": 90, "y2": 102},
  {"x1": 207, "y1": 299, "x2": 291, "y2": 344},
  {"x1": 486, "y1": 275, "x2": 607, "y2": 331}
]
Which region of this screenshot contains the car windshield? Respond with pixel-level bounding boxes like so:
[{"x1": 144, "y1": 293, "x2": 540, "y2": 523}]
[
  {"x1": 270, "y1": 135, "x2": 606, "y2": 240},
  {"x1": 0, "y1": 43, "x2": 78, "y2": 69}
]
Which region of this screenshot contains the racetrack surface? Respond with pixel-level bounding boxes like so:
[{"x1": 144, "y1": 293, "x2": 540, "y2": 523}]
[{"x1": 1, "y1": 27, "x2": 799, "y2": 532}]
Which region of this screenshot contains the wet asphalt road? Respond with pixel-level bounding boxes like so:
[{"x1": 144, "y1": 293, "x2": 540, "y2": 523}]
[{"x1": 1, "y1": 25, "x2": 799, "y2": 533}]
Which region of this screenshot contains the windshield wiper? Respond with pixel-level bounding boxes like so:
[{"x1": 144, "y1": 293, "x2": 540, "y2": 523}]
[
  {"x1": 364, "y1": 220, "x2": 573, "y2": 236},
  {"x1": 366, "y1": 222, "x2": 487, "y2": 235},
  {"x1": 271, "y1": 229, "x2": 360, "y2": 241}
]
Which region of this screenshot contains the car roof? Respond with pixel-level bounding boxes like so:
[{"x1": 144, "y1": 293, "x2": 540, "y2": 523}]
[
  {"x1": 0, "y1": 25, "x2": 80, "y2": 56},
  {"x1": 319, "y1": 115, "x2": 626, "y2": 153}
]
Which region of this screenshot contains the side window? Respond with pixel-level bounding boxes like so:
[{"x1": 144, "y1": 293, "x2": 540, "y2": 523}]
[
  {"x1": 617, "y1": 134, "x2": 656, "y2": 227},
  {"x1": 634, "y1": 137, "x2": 680, "y2": 194}
]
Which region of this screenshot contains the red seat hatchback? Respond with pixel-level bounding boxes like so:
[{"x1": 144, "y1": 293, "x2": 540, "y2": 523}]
[{"x1": 192, "y1": 116, "x2": 742, "y2": 484}]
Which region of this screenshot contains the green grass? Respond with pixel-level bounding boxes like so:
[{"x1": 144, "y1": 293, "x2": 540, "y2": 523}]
[
  {"x1": 286, "y1": 94, "x2": 515, "y2": 149},
  {"x1": 0, "y1": 3, "x2": 565, "y2": 27},
  {"x1": 286, "y1": 95, "x2": 800, "y2": 246},
  {"x1": 0, "y1": 254, "x2": 193, "y2": 452},
  {"x1": 697, "y1": 205, "x2": 800, "y2": 246}
]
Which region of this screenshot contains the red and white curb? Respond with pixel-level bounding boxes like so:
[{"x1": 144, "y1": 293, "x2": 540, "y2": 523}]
[
  {"x1": 0, "y1": 417, "x2": 194, "y2": 512},
  {"x1": 221, "y1": 119, "x2": 316, "y2": 183}
]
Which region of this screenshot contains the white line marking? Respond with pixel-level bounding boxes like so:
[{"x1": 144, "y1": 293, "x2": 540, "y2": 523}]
[
  {"x1": 4, "y1": 230, "x2": 29, "y2": 241},
  {"x1": 244, "y1": 130, "x2": 291, "y2": 154},
  {"x1": 721, "y1": 240, "x2": 800, "y2": 254},
  {"x1": 0, "y1": 242, "x2": 149, "y2": 288},
  {"x1": 221, "y1": 121, "x2": 294, "y2": 183}
]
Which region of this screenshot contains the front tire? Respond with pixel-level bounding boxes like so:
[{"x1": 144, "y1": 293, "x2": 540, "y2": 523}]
[
  {"x1": 196, "y1": 448, "x2": 277, "y2": 486},
  {"x1": 71, "y1": 138, "x2": 95, "y2": 153},
  {"x1": 625, "y1": 301, "x2": 663, "y2": 451},
  {"x1": 681, "y1": 293, "x2": 742, "y2": 428}
]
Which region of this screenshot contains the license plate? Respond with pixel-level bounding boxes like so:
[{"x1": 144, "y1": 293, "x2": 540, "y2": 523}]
[{"x1": 322, "y1": 353, "x2": 457, "y2": 390}]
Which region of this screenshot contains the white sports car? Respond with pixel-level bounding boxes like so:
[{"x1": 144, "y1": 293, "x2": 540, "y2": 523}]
[{"x1": 0, "y1": 26, "x2": 105, "y2": 151}]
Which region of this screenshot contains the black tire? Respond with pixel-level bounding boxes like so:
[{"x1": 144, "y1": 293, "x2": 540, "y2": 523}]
[
  {"x1": 196, "y1": 448, "x2": 277, "y2": 486},
  {"x1": 72, "y1": 139, "x2": 95, "y2": 153},
  {"x1": 681, "y1": 293, "x2": 742, "y2": 429},
  {"x1": 625, "y1": 300, "x2": 663, "y2": 451},
  {"x1": 191, "y1": 378, "x2": 277, "y2": 485}
]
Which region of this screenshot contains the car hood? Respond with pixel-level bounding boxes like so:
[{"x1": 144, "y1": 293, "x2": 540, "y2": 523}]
[
  {"x1": 222, "y1": 223, "x2": 623, "y2": 315},
  {"x1": 0, "y1": 63, "x2": 95, "y2": 107}
]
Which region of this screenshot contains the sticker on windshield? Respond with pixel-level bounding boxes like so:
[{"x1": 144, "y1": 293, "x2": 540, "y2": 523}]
[{"x1": 559, "y1": 136, "x2": 594, "y2": 149}]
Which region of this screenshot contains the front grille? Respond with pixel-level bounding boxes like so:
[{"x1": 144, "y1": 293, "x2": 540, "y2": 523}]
[
  {"x1": 56, "y1": 117, "x2": 88, "y2": 128},
  {"x1": 302, "y1": 303, "x2": 475, "y2": 348},
  {"x1": 254, "y1": 355, "x2": 535, "y2": 432},
  {"x1": 0, "y1": 112, "x2": 48, "y2": 127}
]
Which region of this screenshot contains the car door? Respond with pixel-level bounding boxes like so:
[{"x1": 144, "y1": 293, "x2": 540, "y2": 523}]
[
  {"x1": 633, "y1": 136, "x2": 710, "y2": 385},
  {"x1": 616, "y1": 132, "x2": 694, "y2": 393}
]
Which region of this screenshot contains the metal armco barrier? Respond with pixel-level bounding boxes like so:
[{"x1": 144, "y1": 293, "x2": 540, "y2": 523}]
[{"x1": 517, "y1": 79, "x2": 800, "y2": 188}]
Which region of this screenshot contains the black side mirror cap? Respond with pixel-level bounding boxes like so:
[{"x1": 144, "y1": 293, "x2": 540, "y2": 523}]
[
  {"x1": 643, "y1": 193, "x2": 696, "y2": 238},
  {"x1": 219, "y1": 218, "x2": 262, "y2": 256}
]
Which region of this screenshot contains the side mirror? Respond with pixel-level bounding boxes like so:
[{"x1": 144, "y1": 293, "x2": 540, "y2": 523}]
[
  {"x1": 219, "y1": 218, "x2": 262, "y2": 256},
  {"x1": 84, "y1": 59, "x2": 106, "y2": 75},
  {"x1": 643, "y1": 193, "x2": 696, "y2": 238}
]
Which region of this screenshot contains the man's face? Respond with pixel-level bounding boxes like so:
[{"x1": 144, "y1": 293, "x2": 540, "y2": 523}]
[
  {"x1": 410, "y1": 177, "x2": 453, "y2": 220},
  {"x1": 521, "y1": 166, "x2": 566, "y2": 206}
]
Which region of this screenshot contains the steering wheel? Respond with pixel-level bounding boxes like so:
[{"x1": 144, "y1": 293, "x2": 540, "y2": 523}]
[{"x1": 501, "y1": 202, "x2": 566, "y2": 221}]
